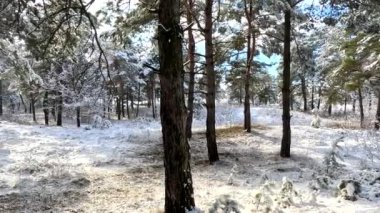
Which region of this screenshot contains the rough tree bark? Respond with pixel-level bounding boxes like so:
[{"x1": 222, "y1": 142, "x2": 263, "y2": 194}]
[
  {"x1": 185, "y1": 0, "x2": 196, "y2": 139},
  {"x1": 243, "y1": 0, "x2": 256, "y2": 133},
  {"x1": 280, "y1": 6, "x2": 292, "y2": 158},
  {"x1": 43, "y1": 91, "x2": 49, "y2": 125},
  {"x1": 151, "y1": 75, "x2": 156, "y2": 119},
  {"x1": 205, "y1": 0, "x2": 219, "y2": 163},
  {"x1": 158, "y1": 0, "x2": 195, "y2": 211}
]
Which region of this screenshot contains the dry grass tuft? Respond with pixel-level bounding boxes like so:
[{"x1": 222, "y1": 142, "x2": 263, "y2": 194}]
[{"x1": 215, "y1": 124, "x2": 270, "y2": 138}]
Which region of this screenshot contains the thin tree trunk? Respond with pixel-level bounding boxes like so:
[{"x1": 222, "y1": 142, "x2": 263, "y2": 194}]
[
  {"x1": 158, "y1": 0, "x2": 195, "y2": 210},
  {"x1": 107, "y1": 97, "x2": 111, "y2": 119},
  {"x1": 317, "y1": 85, "x2": 322, "y2": 109},
  {"x1": 43, "y1": 91, "x2": 49, "y2": 125},
  {"x1": 57, "y1": 92, "x2": 63, "y2": 126},
  {"x1": 20, "y1": 94, "x2": 27, "y2": 113},
  {"x1": 243, "y1": 0, "x2": 255, "y2": 133},
  {"x1": 344, "y1": 96, "x2": 347, "y2": 116},
  {"x1": 136, "y1": 84, "x2": 141, "y2": 117},
  {"x1": 130, "y1": 91, "x2": 134, "y2": 110},
  {"x1": 122, "y1": 95, "x2": 125, "y2": 118},
  {"x1": 328, "y1": 104, "x2": 332, "y2": 116},
  {"x1": 185, "y1": 0, "x2": 196, "y2": 139},
  {"x1": 375, "y1": 97, "x2": 380, "y2": 130},
  {"x1": 0, "y1": 80, "x2": 2, "y2": 116},
  {"x1": 103, "y1": 98, "x2": 106, "y2": 118},
  {"x1": 311, "y1": 84, "x2": 315, "y2": 110},
  {"x1": 353, "y1": 96, "x2": 356, "y2": 113},
  {"x1": 358, "y1": 87, "x2": 364, "y2": 128},
  {"x1": 117, "y1": 97, "x2": 121, "y2": 120},
  {"x1": 300, "y1": 75, "x2": 307, "y2": 112},
  {"x1": 31, "y1": 96, "x2": 36, "y2": 122},
  {"x1": 205, "y1": 0, "x2": 219, "y2": 163},
  {"x1": 29, "y1": 102, "x2": 32, "y2": 114},
  {"x1": 368, "y1": 91, "x2": 372, "y2": 112},
  {"x1": 280, "y1": 6, "x2": 292, "y2": 158},
  {"x1": 126, "y1": 91, "x2": 130, "y2": 119},
  {"x1": 76, "y1": 106, "x2": 80, "y2": 127},
  {"x1": 51, "y1": 94, "x2": 56, "y2": 121}
]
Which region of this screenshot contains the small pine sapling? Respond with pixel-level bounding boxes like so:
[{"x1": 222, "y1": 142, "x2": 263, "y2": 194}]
[
  {"x1": 323, "y1": 135, "x2": 344, "y2": 176},
  {"x1": 337, "y1": 180, "x2": 361, "y2": 201},
  {"x1": 311, "y1": 109, "x2": 321, "y2": 128},
  {"x1": 209, "y1": 195, "x2": 242, "y2": 213},
  {"x1": 274, "y1": 177, "x2": 300, "y2": 208}
]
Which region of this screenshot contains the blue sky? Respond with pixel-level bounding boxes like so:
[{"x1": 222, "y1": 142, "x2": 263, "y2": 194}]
[{"x1": 257, "y1": 53, "x2": 281, "y2": 77}]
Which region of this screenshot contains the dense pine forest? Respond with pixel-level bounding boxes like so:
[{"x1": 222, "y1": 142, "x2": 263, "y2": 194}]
[{"x1": 0, "y1": 0, "x2": 380, "y2": 212}]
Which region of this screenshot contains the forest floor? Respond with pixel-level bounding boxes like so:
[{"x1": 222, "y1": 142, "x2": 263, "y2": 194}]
[{"x1": 0, "y1": 105, "x2": 380, "y2": 212}]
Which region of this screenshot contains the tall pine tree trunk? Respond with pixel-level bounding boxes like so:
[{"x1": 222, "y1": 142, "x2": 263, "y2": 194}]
[
  {"x1": 185, "y1": 0, "x2": 196, "y2": 139},
  {"x1": 243, "y1": 0, "x2": 255, "y2": 133},
  {"x1": 352, "y1": 95, "x2": 356, "y2": 113},
  {"x1": 300, "y1": 75, "x2": 307, "y2": 112},
  {"x1": 280, "y1": 6, "x2": 292, "y2": 158},
  {"x1": 31, "y1": 96, "x2": 36, "y2": 122},
  {"x1": 158, "y1": 0, "x2": 195, "y2": 211},
  {"x1": 57, "y1": 92, "x2": 63, "y2": 126},
  {"x1": 358, "y1": 87, "x2": 364, "y2": 128},
  {"x1": 76, "y1": 106, "x2": 80, "y2": 127},
  {"x1": 43, "y1": 91, "x2": 49, "y2": 125},
  {"x1": 205, "y1": 0, "x2": 219, "y2": 163},
  {"x1": 117, "y1": 97, "x2": 121, "y2": 120}
]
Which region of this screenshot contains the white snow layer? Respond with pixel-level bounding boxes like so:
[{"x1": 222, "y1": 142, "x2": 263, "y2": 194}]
[{"x1": 0, "y1": 105, "x2": 380, "y2": 212}]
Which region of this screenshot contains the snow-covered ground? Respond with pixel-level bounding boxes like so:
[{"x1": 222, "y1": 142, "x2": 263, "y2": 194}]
[{"x1": 0, "y1": 105, "x2": 380, "y2": 212}]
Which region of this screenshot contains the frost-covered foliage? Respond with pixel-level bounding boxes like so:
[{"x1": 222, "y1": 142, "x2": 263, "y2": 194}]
[
  {"x1": 253, "y1": 177, "x2": 301, "y2": 212},
  {"x1": 311, "y1": 109, "x2": 321, "y2": 128},
  {"x1": 91, "y1": 115, "x2": 112, "y2": 129},
  {"x1": 209, "y1": 195, "x2": 242, "y2": 213},
  {"x1": 337, "y1": 180, "x2": 361, "y2": 201},
  {"x1": 324, "y1": 135, "x2": 345, "y2": 176}
]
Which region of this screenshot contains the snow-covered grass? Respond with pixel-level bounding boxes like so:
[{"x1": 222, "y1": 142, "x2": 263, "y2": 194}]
[{"x1": 0, "y1": 104, "x2": 380, "y2": 212}]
